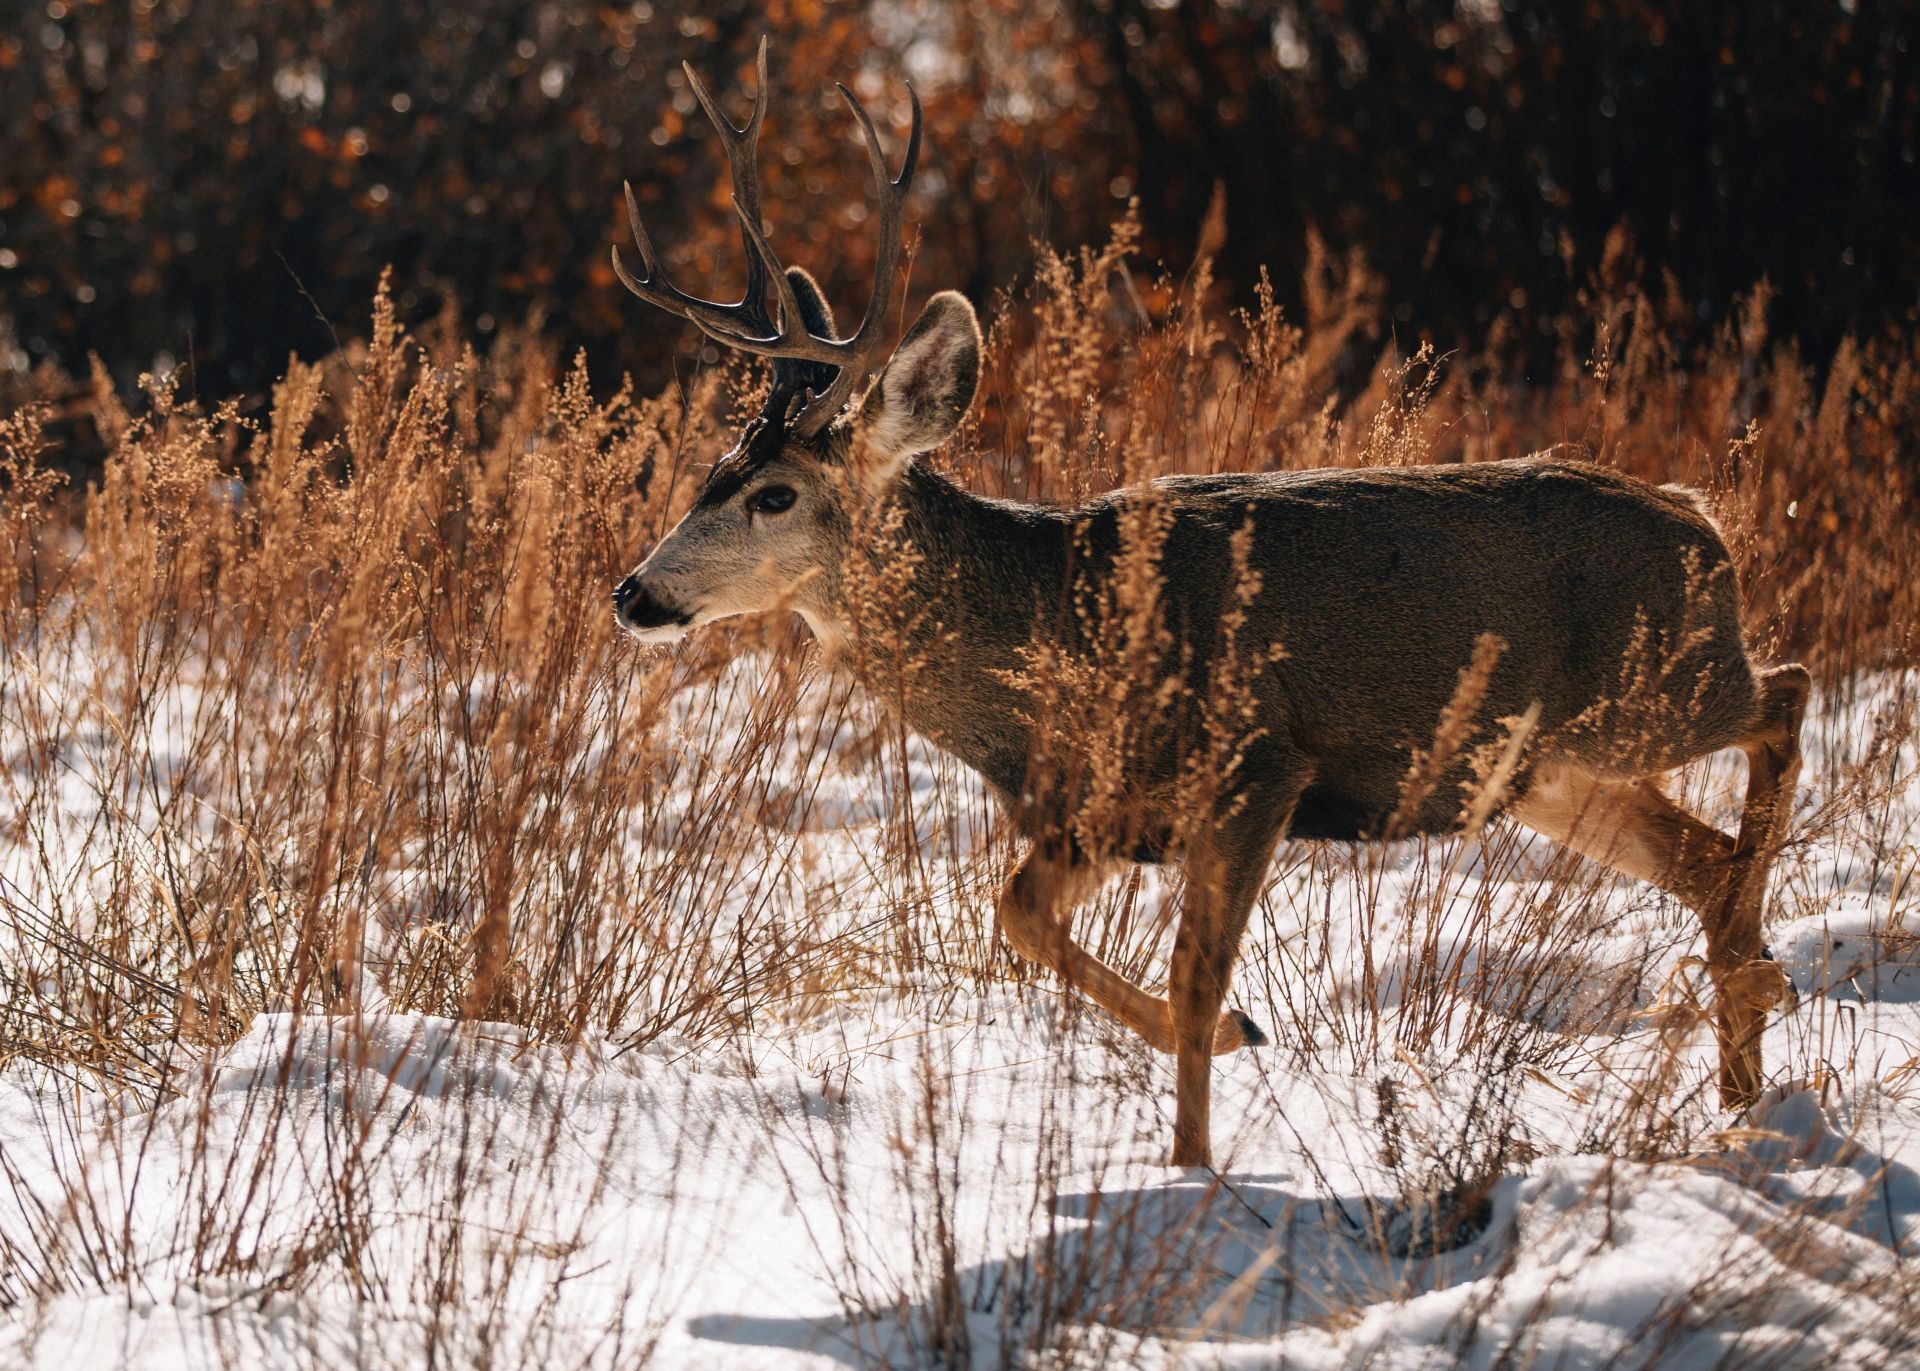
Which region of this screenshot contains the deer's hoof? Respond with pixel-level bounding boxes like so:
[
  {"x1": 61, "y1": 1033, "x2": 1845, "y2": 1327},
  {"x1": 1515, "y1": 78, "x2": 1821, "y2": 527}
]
[
  {"x1": 1734, "y1": 956, "x2": 1794, "y2": 1014},
  {"x1": 1226, "y1": 1008, "x2": 1267, "y2": 1049},
  {"x1": 1760, "y1": 946, "x2": 1800, "y2": 1013}
]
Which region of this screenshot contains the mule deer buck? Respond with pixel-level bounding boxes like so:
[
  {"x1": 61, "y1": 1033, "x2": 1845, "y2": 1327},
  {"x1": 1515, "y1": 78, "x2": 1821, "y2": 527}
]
[{"x1": 611, "y1": 42, "x2": 1809, "y2": 1168}]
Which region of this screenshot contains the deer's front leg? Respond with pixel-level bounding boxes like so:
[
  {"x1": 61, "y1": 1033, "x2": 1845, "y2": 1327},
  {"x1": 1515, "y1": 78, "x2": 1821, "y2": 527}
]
[
  {"x1": 997, "y1": 843, "x2": 1172, "y2": 1049},
  {"x1": 996, "y1": 844, "x2": 1262, "y2": 1055},
  {"x1": 1168, "y1": 797, "x2": 1297, "y2": 1169}
]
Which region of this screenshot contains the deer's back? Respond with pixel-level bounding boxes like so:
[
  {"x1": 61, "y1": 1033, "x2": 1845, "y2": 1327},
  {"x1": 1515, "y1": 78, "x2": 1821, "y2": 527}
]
[{"x1": 1095, "y1": 458, "x2": 1762, "y2": 839}]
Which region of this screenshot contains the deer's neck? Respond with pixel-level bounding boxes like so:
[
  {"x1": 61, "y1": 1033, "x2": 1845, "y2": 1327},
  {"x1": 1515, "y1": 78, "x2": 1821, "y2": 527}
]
[{"x1": 821, "y1": 462, "x2": 1069, "y2": 801}]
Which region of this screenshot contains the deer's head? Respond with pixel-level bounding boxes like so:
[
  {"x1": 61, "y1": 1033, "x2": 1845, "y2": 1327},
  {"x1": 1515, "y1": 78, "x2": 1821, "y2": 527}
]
[{"x1": 610, "y1": 41, "x2": 980, "y2": 648}]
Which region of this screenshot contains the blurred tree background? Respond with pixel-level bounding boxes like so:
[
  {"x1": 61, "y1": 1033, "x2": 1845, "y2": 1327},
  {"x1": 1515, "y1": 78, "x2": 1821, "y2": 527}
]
[{"x1": 2, "y1": 0, "x2": 1916, "y2": 406}]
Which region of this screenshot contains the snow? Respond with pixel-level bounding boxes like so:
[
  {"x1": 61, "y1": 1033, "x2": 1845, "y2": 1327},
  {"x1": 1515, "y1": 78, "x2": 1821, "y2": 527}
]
[{"x1": 2, "y1": 667, "x2": 1917, "y2": 1368}]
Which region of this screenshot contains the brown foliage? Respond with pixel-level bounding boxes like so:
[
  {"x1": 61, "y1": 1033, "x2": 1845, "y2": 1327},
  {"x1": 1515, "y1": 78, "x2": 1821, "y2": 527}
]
[
  {"x1": 5, "y1": 1, "x2": 1915, "y2": 425},
  {"x1": 1, "y1": 229, "x2": 1913, "y2": 1087}
]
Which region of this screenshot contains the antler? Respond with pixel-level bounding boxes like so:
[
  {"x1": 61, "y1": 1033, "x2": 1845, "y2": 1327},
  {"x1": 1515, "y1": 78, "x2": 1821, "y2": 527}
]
[
  {"x1": 613, "y1": 38, "x2": 775, "y2": 343},
  {"x1": 612, "y1": 38, "x2": 923, "y2": 438}
]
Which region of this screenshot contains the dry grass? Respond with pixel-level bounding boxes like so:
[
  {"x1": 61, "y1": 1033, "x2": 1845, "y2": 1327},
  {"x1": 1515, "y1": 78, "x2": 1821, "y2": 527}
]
[{"x1": 2, "y1": 224, "x2": 1918, "y2": 1367}]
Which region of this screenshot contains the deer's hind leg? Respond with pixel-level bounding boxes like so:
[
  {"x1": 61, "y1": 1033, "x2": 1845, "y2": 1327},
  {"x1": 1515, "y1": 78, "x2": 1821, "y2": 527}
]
[
  {"x1": 1509, "y1": 766, "x2": 1764, "y2": 1102},
  {"x1": 1507, "y1": 763, "x2": 1738, "y2": 913},
  {"x1": 996, "y1": 844, "x2": 1264, "y2": 1059},
  {"x1": 1509, "y1": 663, "x2": 1809, "y2": 1108},
  {"x1": 1711, "y1": 664, "x2": 1810, "y2": 1104}
]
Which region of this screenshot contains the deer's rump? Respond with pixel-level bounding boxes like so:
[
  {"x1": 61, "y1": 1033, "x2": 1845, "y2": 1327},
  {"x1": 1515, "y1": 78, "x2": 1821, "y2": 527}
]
[{"x1": 1136, "y1": 458, "x2": 1764, "y2": 841}]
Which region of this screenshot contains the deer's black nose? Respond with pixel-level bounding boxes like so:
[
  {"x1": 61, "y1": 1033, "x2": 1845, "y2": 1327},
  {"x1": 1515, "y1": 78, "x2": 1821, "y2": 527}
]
[{"x1": 612, "y1": 575, "x2": 691, "y2": 632}]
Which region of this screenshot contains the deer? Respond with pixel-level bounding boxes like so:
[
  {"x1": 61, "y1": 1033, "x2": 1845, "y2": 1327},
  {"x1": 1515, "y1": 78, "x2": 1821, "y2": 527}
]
[{"x1": 609, "y1": 41, "x2": 1810, "y2": 1169}]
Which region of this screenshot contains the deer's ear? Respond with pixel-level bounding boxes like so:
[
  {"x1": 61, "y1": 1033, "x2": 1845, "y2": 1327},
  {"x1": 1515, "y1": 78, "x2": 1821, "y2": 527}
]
[
  {"x1": 783, "y1": 266, "x2": 837, "y2": 338},
  {"x1": 775, "y1": 268, "x2": 842, "y2": 402},
  {"x1": 856, "y1": 291, "x2": 980, "y2": 482}
]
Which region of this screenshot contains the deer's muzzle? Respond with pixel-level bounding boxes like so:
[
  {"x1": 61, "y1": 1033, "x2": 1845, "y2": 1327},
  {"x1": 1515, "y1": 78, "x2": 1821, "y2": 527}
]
[{"x1": 613, "y1": 574, "x2": 692, "y2": 638}]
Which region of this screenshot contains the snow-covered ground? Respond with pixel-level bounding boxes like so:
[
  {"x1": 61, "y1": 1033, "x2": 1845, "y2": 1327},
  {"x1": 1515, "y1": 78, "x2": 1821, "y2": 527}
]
[{"x1": 2, "y1": 666, "x2": 1916, "y2": 1369}]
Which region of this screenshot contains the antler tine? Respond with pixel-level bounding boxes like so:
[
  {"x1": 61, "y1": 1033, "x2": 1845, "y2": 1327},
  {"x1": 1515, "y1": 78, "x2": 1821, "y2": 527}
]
[
  {"x1": 682, "y1": 36, "x2": 774, "y2": 330},
  {"x1": 612, "y1": 39, "x2": 782, "y2": 341},
  {"x1": 785, "y1": 82, "x2": 921, "y2": 435},
  {"x1": 680, "y1": 39, "x2": 769, "y2": 188},
  {"x1": 726, "y1": 197, "x2": 816, "y2": 349},
  {"x1": 613, "y1": 183, "x2": 777, "y2": 340},
  {"x1": 612, "y1": 44, "x2": 924, "y2": 435},
  {"x1": 700, "y1": 81, "x2": 923, "y2": 433}
]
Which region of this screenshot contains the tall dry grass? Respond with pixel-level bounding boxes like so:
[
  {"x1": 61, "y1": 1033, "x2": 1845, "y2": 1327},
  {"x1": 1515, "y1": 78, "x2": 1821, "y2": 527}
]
[{"x1": 2, "y1": 221, "x2": 1918, "y2": 1365}]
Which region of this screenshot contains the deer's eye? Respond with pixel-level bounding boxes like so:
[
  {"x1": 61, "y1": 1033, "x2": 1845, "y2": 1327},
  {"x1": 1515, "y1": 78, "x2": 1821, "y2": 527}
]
[{"x1": 747, "y1": 484, "x2": 797, "y2": 516}]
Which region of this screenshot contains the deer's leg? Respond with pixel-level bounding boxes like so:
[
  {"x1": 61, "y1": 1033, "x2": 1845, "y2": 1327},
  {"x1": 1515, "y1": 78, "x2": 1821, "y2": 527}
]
[
  {"x1": 1510, "y1": 764, "x2": 1758, "y2": 1101},
  {"x1": 1509, "y1": 665, "x2": 1809, "y2": 1109},
  {"x1": 1507, "y1": 760, "x2": 1738, "y2": 911},
  {"x1": 1710, "y1": 664, "x2": 1810, "y2": 1106},
  {"x1": 997, "y1": 844, "x2": 1262, "y2": 1056},
  {"x1": 1167, "y1": 806, "x2": 1294, "y2": 1169}
]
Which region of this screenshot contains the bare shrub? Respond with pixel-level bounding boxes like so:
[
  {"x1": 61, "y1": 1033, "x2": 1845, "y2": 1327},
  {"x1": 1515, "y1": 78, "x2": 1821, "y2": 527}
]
[{"x1": 2, "y1": 228, "x2": 1917, "y2": 1366}]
